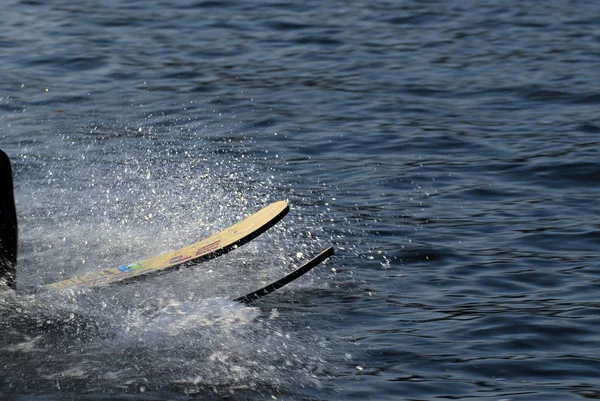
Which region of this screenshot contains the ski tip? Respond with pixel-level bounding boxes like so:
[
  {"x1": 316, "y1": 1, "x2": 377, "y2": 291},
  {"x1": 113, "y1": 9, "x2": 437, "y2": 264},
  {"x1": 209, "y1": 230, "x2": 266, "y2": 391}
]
[
  {"x1": 275, "y1": 200, "x2": 290, "y2": 217},
  {"x1": 274, "y1": 200, "x2": 289, "y2": 208},
  {"x1": 322, "y1": 246, "x2": 335, "y2": 257},
  {"x1": 306, "y1": 246, "x2": 335, "y2": 265},
  {"x1": 272, "y1": 200, "x2": 290, "y2": 219}
]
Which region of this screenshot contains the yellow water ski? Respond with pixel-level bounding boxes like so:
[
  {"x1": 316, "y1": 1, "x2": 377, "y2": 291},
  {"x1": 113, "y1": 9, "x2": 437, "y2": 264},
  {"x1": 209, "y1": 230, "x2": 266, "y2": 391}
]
[{"x1": 46, "y1": 201, "x2": 289, "y2": 291}]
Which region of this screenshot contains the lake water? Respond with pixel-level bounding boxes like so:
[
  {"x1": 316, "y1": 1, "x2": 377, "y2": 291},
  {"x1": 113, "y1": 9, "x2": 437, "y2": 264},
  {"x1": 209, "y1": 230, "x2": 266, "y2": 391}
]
[{"x1": 1, "y1": 0, "x2": 599, "y2": 400}]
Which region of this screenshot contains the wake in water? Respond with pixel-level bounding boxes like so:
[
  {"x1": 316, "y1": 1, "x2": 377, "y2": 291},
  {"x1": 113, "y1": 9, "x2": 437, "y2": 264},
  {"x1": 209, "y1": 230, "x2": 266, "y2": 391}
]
[
  {"x1": 1, "y1": 287, "x2": 328, "y2": 395},
  {"x1": 1, "y1": 138, "x2": 332, "y2": 397}
]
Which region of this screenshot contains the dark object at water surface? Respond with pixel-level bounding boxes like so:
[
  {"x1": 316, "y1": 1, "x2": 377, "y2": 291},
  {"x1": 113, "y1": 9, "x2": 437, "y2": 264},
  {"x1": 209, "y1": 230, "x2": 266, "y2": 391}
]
[{"x1": 0, "y1": 149, "x2": 18, "y2": 290}]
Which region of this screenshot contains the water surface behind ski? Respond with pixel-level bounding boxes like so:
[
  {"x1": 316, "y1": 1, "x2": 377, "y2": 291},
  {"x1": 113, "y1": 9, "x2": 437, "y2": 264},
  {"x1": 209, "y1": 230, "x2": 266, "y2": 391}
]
[{"x1": 2, "y1": 0, "x2": 600, "y2": 400}]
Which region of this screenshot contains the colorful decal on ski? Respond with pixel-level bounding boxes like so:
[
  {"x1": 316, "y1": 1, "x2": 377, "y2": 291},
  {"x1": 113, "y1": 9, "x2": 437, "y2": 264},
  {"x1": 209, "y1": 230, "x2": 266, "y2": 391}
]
[
  {"x1": 168, "y1": 240, "x2": 221, "y2": 264},
  {"x1": 118, "y1": 264, "x2": 142, "y2": 273}
]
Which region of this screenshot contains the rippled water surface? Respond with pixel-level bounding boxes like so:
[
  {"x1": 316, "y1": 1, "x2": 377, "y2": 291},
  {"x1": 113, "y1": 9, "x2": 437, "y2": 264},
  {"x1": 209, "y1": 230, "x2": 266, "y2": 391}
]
[{"x1": 2, "y1": 0, "x2": 600, "y2": 400}]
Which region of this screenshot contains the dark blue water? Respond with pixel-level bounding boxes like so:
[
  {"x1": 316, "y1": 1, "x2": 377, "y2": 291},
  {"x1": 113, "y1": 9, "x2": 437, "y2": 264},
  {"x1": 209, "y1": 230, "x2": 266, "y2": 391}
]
[{"x1": 2, "y1": 0, "x2": 600, "y2": 399}]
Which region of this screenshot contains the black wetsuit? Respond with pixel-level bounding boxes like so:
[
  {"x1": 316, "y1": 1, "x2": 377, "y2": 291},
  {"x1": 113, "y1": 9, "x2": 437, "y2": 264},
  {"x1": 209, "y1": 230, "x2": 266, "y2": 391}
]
[{"x1": 0, "y1": 149, "x2": 17, "y2": 289}]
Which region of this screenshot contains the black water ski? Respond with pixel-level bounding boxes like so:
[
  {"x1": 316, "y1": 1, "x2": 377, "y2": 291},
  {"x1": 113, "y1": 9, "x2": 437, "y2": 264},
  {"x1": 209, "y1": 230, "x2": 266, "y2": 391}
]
[{"x1": 235, "y1": 247, "x2": 334, "y2": 304}]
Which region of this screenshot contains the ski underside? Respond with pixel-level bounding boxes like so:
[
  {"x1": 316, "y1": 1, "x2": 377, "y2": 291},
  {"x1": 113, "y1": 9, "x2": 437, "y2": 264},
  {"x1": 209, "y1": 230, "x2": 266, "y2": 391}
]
[{"x1": 45, "y1": 201, "x2": 334, "y2": 303}]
